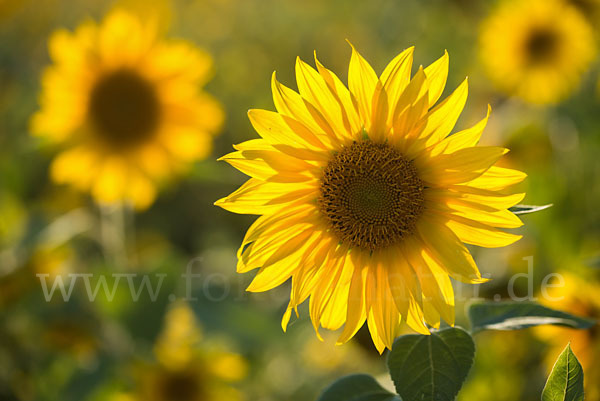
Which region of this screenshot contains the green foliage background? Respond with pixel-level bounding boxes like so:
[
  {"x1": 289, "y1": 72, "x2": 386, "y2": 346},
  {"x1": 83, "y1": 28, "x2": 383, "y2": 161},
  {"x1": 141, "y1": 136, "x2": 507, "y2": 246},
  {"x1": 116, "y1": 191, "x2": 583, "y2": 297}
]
[{"x1": 1, "y1": 0, "x2": 599, "y2": 400}]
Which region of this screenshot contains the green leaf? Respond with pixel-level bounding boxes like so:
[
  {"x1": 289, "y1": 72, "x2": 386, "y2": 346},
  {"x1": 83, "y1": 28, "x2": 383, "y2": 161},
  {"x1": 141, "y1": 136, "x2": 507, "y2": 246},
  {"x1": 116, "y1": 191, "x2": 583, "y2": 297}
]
[
  {"x1": 316, "y1": 374, "x2": 400, "y2": 401},
  {"x1": 387, "y1": 327, "x2": 475, "y2": 401},
  {"x1": 542, "y1": 344, "x2": 584, "y2": 401},
  {"x1": 468, "y1": 301, "x2": 596, "y2": 333},
  {"x1": 510, "y1": 204, "x2": 553, "y2": 215}
]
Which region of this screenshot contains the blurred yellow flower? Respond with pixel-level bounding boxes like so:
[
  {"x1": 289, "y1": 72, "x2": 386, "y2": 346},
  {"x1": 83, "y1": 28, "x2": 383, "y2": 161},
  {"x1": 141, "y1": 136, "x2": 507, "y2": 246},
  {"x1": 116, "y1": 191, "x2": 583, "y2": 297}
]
[
  {"x1": 564, "y1": 0, "x2": 600, "y2": 23},
  {"x1": 0, "y1": 244, "x2": 73, "y2": 308},
  {"x1": 153, "y1": 300, "x2": 203, "y2": 369},
  {"x1": 537, "y1": 273, "x2": 600, "y2": 401},
  {"x1": 42, "y1": 318, "x2": 98, "y2": 363},
  {"x1": 216, "y1": 45, "x2": 526, "y2": 352},
  {"x1": 120, "y1": 301, "x2": 247, "y2": 401},
  {"x1": 31, "y1": 9, "x2": 224, "y2": 209},
  {"x1": 479, "y1": 0, "x2": 596, "y2": 104},
  {"x1": 0, "y1": 192, "x2": 27, "y2": 246},
  {"x1": 301, "y1": 330, "x2": 376, "y2": 373}
]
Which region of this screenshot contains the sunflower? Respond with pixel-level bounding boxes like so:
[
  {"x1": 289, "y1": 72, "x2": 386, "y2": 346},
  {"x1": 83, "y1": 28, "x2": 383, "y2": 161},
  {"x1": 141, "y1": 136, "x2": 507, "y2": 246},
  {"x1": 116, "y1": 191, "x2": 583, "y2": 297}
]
[
  {"x1": 564, "y1": 0, "x2": 600, "y2": 23},
  {"x1": 117, "y1": 302, "x2": 247, "y2": 401},
  {"x1": 537, "y1": 273, "x2": 600, "y2": 401},
  {"x1": 479, "y1": 0, "x2": 596, "y2": 105},
  {"x1": 31, "y1": 10, "x2": 223, "y2": 209},
  {"x1": 215, "y1": 45, "x2": 526, "y2": 352}
]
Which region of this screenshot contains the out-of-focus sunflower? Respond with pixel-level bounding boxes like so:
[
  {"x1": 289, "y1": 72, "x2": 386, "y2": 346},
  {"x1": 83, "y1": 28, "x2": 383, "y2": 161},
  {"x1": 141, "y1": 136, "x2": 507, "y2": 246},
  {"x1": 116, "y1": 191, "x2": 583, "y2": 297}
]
[
  {"x1": 301, "y1": 330, "x2": 377, "y2": 373},
  {"x1": 479, "y1": 0, "x2": 596, "y2": 105},
  {"x1": 0, "y1": 244, "x2": 73, "y2": 308},
  {"x1": 215, "y1": 45, "x2": 526, "y2": 352},
  {"x1": 116, "y1": 302, "x2": 247, "y2": 401},
  {"x1": 31, "y1": 10, "x2": 223, "y2": 209},
  {"x1": 537, "y1": 273, "x2": 600, "y2": 401},
  {"x1": 564, "y1": 0, "x2": 600, "y2": 23},
  {"x1": 41, "y1": 318, "x2": 99, "y2": 364}
]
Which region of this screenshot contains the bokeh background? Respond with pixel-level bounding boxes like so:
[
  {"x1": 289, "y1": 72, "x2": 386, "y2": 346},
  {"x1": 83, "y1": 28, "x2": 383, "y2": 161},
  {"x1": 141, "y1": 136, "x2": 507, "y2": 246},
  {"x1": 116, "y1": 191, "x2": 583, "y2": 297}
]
[{"x1": 1, "y1": 0, "x2": 600, "y2": 400}]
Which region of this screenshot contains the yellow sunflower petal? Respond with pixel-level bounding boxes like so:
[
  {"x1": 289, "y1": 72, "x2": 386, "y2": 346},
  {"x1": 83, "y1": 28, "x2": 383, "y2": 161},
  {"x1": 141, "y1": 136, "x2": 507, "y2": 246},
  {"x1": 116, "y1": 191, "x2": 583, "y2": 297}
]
[
  {"x1": 369, "y1": 259, "x2": 400, "y2": 351},
  {"x1": 337, "y1": 253, "x2": 369, "y2": 344},
  {"x1": 347, "y1": 43, "x2": 378, "y2": 127},
  {"x1": 99, "y1": 10, "x2": 155, "y2": 67},
  {"x1": 419, "y1": 146, "x2": 509, "y2": 186},
  {"x1": 417, "y1": 216, "x2": 487, "y2": 284},
  {"x1": 462, "y1": 166, "x2": 527, "y2": 190},
  {"x1": 429, "y1": 104, "x2": 491, "y2": 156},
  {"x1": 441, "y1": 215, "x2": 523, "y2": 248},
  {"x1": 91, "y1": 157, "x2": 130, "y2": 204},
  {"x1": 271, "y1": 74, "x2": 338, "y2": 147},
  {"x1": 215, "y1": 179, "x2": 317, "y2": 215},
  {"x1": 309, "y1": 245, "x2": 350, "y2": 336},
  {"x1": 423, "y1": 50, "x2": 449, "y2": 107},
  {"x1": 418, "y1": 77, "x2": 469, "y2": 147},
  {"x1": 126, "y1": 170, "x2": 157, "y2": 209},
  {"x1": 249, "y1": 105, "x2": 325, "y2": 150},
  {"x1": 426, "y1": 188, "x2": 525, "y2": 212},
  {"x1": 319, "y1": 255, "x2": 354, "y2": 331},
  {"x1": 392, "y1": 66, "x2": 429, "y2": 137},
  {"x1": 314, "y1": 53, "x2": 362, "y2": 137},
  {"x1": 405, "y1": 297, "x2": 430, "y2": 335},
  {"x1": 246, "y1": 229, "x2": 319, "y2": 292},
  {"x1": 290, "y1": 234, "x2": 334, "y2": 308},
  {"x1": 50, "y1": 147, "x2": 101, "y2": 190},
  {"x1": 380, "y1": 46, "x2": 414, "y2": 124},
  {"x1": 239, "y1": 221, "x2": 316, "y2": 274},
  {"x1": 402, "y1": 237, "x2": 455, "y2": 325},
  {"x1": 295, "y1": 57, "x2": 348, "y2": 140},
  {"x1": 367, "y1": 308, "x2": 388, "y2": 354}
]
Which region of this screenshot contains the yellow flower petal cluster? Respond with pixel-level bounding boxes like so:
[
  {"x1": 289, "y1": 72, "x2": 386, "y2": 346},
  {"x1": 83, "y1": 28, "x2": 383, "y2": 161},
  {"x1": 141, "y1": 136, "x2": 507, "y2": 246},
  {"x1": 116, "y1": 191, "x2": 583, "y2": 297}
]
[
  {"x1": 216, "y1": 45, "x2": 526, "y2": 352},
  {"x1": 32, "y1": 10, "x2": 223, "y2": 209},
  {"x1": 119, "y1": 302, "x2": 247, "y2": 401}
]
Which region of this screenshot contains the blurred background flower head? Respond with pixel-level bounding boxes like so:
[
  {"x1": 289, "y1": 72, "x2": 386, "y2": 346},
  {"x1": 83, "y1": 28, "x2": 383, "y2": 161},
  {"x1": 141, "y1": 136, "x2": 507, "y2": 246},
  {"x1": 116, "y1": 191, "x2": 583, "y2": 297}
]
[
  {"x1": 479, "y1": 0, "x2": 596, "y2": 104},
  {"x1": 30, "y1": 8, "x2": 223, "y2": 209},
  {"x1": 114, "y1": 301, "x2": 247, "y2": 401}
]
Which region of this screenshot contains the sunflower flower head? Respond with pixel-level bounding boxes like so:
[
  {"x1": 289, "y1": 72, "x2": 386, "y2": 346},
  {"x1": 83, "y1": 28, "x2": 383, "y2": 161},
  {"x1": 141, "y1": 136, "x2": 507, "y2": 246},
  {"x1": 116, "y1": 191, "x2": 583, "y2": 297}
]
[
  {"x1": 122, "y1": 302, "x2": 247, "y2": 401},
  {"x1": 479, "y1": 0, "x2": 596, "y2": 104},
  {"x1": 31, "y1": 9, "x2": 224, "y2": 209},
  {"x1": 216, "y1": 44, "x2": 526, "y2": 352},
  {"x1": 565, "y1": 0, "x2": 600, "y2": 23}
]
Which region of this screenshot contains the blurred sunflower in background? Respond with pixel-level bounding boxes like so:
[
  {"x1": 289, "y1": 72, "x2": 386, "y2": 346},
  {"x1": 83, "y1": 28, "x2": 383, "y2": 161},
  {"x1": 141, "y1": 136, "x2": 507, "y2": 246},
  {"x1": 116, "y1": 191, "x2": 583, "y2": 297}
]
[
  {"x1": 114, "y1": 302, "x2": 247, "y2": 401},
  {"x1": 479, "y1": 0, "x2": 596, "y2": 105},
  {"x1": 564, "y1": 0, "x2": 600, "y2": 24},
  {"x1": 31, "y1": 9, "x2": 224, "y2": 209},
  {"x1": 537, "y1": 273, "x2": 600, "y2": 401},
  {"x1": 216, "y1": 45, "x2": 526, "y2": 352},
  {"x1": 0, "y1": 243, "x2": 74, "y2": 308}
]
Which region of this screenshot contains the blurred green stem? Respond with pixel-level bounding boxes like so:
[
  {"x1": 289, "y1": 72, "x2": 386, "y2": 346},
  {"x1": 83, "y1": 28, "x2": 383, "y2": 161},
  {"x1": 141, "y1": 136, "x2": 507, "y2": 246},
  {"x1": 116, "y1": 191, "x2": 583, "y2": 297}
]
[{"x1": 99, "y1": 202, "x2": 136, "y2": 269}]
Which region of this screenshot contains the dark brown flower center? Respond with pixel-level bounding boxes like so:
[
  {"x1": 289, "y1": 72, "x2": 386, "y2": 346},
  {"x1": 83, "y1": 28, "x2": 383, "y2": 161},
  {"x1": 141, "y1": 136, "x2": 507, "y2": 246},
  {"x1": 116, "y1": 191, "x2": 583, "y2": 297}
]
[
  {"x1": 568, "y1": 0, "x2": 597, "y2": 15},
  {"x1": 525, "y1": 28, "x2": 559, "y2": 64},
  {"x1": 159, "y1": 370, "x2": 202, "y2": 401},
  {"x1": 318, "y1": 140, "x2": 425, "y2": 251},
  {"x1": 88, "y1": 69, "x2": 160, "y2": 149}
]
